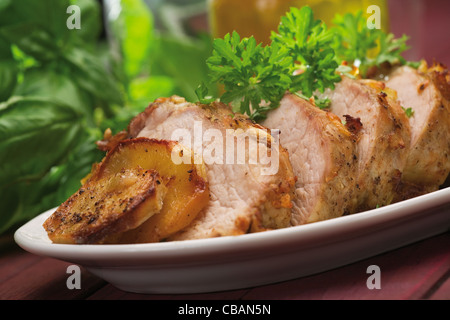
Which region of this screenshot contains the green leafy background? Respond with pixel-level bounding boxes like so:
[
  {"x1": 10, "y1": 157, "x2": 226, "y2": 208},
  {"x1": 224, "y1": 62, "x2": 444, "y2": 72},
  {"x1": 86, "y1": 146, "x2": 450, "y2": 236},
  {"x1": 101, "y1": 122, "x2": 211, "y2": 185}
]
[{"x1": 0, "y1": 0, "x2": 213, "y2": 235}]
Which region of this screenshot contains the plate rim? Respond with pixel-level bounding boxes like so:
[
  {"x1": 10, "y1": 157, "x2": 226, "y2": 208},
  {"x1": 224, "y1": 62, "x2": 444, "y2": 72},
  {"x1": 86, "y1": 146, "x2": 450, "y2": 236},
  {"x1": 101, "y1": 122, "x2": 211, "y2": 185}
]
[{"x1": 14, "y1": 187, "x2": 450, "y2": 264}]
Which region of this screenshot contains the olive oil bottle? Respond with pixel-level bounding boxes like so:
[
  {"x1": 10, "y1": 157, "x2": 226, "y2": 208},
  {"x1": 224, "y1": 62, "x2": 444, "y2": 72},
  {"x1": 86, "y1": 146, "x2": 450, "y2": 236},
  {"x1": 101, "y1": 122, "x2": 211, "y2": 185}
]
[{"x1": 208, "y1": 0, "x2": 389, "y2": 44}]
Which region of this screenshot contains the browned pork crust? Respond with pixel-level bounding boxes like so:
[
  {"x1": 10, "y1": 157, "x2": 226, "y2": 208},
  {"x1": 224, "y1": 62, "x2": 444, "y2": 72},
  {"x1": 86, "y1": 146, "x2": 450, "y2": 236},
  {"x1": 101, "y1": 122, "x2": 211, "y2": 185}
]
[
  {"x1": 263, "y1": 93, "x2": 359, "y2": 225},
  {"x1": 386, "y1": 63, "x2": 450, "y2": 199},
  {"x1": 324, "y1": 77, "x2": 411, "y2": 211},
  {"x1": 128, "y1": 96, "x2": 296, "y2": 240}
]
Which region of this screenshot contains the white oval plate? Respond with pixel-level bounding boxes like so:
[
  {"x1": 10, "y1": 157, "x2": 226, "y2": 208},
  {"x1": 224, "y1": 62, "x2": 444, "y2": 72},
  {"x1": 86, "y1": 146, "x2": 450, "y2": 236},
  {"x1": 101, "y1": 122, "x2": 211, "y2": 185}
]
[{"x1": 14, "y1": 187, "x2": 450, "y2": 294}]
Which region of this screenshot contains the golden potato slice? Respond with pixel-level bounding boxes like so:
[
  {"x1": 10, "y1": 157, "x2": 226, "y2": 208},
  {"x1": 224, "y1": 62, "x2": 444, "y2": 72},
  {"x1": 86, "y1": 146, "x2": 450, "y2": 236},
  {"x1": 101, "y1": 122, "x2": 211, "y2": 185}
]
[
  {"x1": 43, "y1": 167, "x2": 167, "y2": 244},
  {"x1": 99, "y1": 138, "x2": 210, "y2": 244},
  {"x1": 44, "y1": 138, "x2": 209, "y2": 244}
]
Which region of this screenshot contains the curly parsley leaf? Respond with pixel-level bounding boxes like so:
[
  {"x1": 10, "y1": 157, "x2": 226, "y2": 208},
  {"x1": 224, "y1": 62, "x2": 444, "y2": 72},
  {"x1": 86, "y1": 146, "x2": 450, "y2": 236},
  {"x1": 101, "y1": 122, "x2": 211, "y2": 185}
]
[
  {"x1": 374, "y1": 32, "x2": 409, "y2": 66},
  {"x1": 195, "y1": 81, "x2": 216, "y2": 105},
  {"x1": 199, "y1": 31, "x2": 293, "y2": 120},
  {"x1": 198, "y1": 6, "x2": 343, "y2": 118},
  {"x1": 331, "y1": 11, "x2": 409, "y2": 76},
  {"x1": 270, "y1": 6, "x2": 341, "y2": 99}
]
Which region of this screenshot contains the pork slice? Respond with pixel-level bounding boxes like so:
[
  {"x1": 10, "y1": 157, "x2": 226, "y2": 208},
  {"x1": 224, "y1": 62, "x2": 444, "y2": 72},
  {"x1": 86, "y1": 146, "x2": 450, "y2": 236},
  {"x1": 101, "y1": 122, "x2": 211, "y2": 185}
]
[
  {"x1": 128, "y1": 96, "x2": 296, "y2": 240},
  {"x1": 386, "y1": 64, "x2": 450, "y2": 195},
  {"x1": 324, "y1": 77, "x2": 411, "y2": 211},
  {"x1": 262, "y1": 94, "x2": 358, "y2": 225}
]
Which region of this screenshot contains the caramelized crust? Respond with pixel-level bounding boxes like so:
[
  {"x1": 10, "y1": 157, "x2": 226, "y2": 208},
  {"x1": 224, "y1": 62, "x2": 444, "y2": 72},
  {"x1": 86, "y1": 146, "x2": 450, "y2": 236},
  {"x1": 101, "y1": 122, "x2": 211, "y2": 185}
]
[
  {"x1": 386, "y1": 62, "x2": 450, "y2": 198},
  {"x1": 43, "y1": 167, "x2": 167, "y2": 244},
  {"x1": 101, "y1": 138, "x2": 210, "y2": 243},
  {"x1": 263, "y1": 94, "x2": 359, "y2": 225},
  {"x1": 44, "y1": 138, "x2": 210, "y2": 244},
  {"x1": 127, "y1": 96, "x2": 296, "y2": 240},
  {"x1": 324, "y1": 77, "x2": 411, "y2": 211}
]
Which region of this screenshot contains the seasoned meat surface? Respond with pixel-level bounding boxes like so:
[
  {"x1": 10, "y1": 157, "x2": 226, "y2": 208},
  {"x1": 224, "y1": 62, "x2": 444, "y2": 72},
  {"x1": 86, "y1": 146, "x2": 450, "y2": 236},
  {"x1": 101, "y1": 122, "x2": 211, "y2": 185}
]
[
  {"x1": 386, "y1": 63, "x2": 450, "y2": 197},
  {"x1": 262, "y1": 94, "x2": 358, "y2": 225},
  {"x1": 324, "y1": 77, "x2": 411, "y2": 211},
  {"x1": 128, "y1": 96, "x2": 296, "y2": 240}
]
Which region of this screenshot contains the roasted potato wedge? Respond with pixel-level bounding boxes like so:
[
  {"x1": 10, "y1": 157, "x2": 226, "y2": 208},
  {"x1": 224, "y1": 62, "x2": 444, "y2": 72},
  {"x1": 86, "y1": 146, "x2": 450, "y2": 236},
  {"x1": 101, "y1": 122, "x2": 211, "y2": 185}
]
[
  {"x1": 44, "y1": 138, "x2": 209, "y2": 244},
  {"x1": 101, "y1": 138, "x2": 210, "y2": 243},
  {"x1": 43, "y1": 167, "x2": 167, "y2": 244}
]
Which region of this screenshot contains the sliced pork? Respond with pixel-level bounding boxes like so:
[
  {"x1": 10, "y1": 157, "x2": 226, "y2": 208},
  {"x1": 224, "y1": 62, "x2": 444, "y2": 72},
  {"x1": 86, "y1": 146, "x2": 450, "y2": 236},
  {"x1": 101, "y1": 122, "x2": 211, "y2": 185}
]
[
  {"x1": 127, "y1": 96, "x2": 296, "y2": 240},
  {"x1": 262, "y1": 94, "x2": 358, "y2": 225},
  {"x1": 385, "y1": 63, "x2": 450, "y2": 198},
  {"x1": 323, "y1": 77, "x2": 412, "y2": 211}
]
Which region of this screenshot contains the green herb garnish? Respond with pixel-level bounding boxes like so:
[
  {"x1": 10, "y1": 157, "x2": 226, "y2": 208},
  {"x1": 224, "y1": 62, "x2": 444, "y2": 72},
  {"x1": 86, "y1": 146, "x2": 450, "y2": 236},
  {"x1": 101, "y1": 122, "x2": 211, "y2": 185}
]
[
  {"x1": 402, "y1": 107, "x2": 415, "y2": 118},
  {"x1": 406, "y1": 61, "x2": 422, "y2": 69},
  {"x1": 197, "y1": 7, "x2": 413, "y2": 119},
  {"x1": 331, "y1": 10, "x2": 409, "y2": 76},
  {"x1": 198, "y1": 6, "x2": 341, "y2": 119},
  {"x1": 199, "y1": 31, "x2": 293, "y2": 120},
  {"x1": 271, "y1": 6, "x2": 341, "y2": 100}
]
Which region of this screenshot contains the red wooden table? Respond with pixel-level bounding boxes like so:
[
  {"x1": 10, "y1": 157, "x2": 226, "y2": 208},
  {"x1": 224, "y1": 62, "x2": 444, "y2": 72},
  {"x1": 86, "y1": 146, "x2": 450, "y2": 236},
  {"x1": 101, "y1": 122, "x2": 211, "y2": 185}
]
[{"x1": 0, "y1": 231, "x2": 448, "y2": 300}]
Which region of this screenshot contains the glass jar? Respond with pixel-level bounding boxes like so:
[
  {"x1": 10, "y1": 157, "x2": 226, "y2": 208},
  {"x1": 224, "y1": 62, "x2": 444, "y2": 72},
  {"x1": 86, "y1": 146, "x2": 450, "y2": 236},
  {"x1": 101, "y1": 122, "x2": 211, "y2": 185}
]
[{"x1": 208, "y1": 0, "x2": 390, "y2": 45}]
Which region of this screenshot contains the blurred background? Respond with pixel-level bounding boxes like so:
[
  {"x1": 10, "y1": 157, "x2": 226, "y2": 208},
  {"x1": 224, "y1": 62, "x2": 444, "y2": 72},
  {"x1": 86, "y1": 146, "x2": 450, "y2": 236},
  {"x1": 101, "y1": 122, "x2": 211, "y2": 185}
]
[
  {"x1": 388, "y1": 0, "x2": 450, "y2": 65},
  {"x1": 126, "y1": 0, "x2": 450, "y2": 64},
  {"x1": 0, "y1": 0, "x2": 449, "y2": 237}
]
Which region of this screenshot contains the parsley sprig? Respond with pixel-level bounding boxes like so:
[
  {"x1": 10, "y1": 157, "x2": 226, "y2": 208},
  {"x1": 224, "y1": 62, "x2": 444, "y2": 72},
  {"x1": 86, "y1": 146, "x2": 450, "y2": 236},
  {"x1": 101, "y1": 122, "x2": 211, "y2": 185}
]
[
  {"x1": 331, "y1": 11, "x2": 409, "y2": 76},
  {"x1": 271, "y1": 6, "x2": 341, "y2": 100},
  {"x1": 197, "y1": 6, "x2": 341, "y2": 120},
  {"x1": 197, "y1": 6, "x2": 411, "y2": 120},
  {"x1": 197, "y1": 31, "x2": 293, "y2": 120}
]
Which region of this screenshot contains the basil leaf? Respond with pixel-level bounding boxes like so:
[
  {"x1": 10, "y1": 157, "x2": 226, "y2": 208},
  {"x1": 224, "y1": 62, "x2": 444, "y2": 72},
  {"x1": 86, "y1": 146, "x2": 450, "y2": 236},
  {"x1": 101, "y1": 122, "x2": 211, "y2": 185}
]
[
  {"x1": 0, "y1": 23, "x2": 60, "y2": 62},
  {"x1": 0, "y1": 61, "x2": 17, "y2": 101},
  {"x1": 0, "y1": 37, "x2": 17, "y2": 101},
  {"x1": 63, "y1": 47, "x2": 124, "y2": 106},
  {"x1": 0, "y1": 97, "x2": 83, "y2": 189},
  {"x1": 0, "y1": 0, "x2": 70, "y2": 36},
  {"x1": 72, "y1": 0, "x2": 102, "y2": 45},
  {"x1": 0, "y1": 123, "x2": 102, "y2": 236},
  {"x1": 53, "y1": 128, "x2": 104, "y2": 203},
  {"x1": 14, "y1": 66, "x2": 95, "y2": 125},
  {"x1": 0, "y1": 0, "x2": 71, "y2": 61}
]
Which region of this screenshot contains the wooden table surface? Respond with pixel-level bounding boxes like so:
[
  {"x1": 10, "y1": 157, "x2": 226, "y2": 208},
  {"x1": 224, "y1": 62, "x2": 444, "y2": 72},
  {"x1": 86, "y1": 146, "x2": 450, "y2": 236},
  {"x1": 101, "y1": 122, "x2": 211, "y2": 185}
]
[{"x1": 1, "y1": 230, "x2": 449, "y2": 300}]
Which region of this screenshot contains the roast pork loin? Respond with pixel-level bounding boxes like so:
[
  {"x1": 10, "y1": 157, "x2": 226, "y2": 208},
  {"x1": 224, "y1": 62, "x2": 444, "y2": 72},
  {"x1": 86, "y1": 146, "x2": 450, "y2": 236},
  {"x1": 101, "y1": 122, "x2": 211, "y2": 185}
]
[
  {"x1": 385, "y1": 63, "x2": 450, "y2": 198},
  {"x1": 262, "y1": 94, "x2": 359, "y2": 225},
  {"x1": 323, "y1": 77, "x2": 412, "y2": 211},
  {"x1": 127, "y1": 96, "x2": 296, "y2": 240}
]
